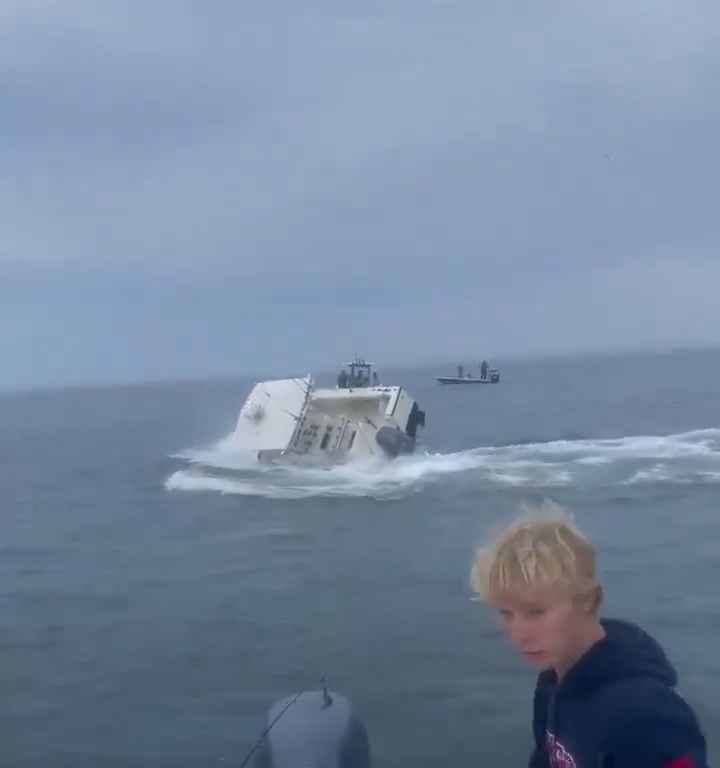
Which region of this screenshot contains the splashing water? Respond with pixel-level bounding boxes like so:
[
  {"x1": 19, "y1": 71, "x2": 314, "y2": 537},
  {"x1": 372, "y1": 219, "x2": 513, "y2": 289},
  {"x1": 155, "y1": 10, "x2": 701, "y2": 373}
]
[{"x1": 164, "y1": 428, "x2": 720, "y2": 500}]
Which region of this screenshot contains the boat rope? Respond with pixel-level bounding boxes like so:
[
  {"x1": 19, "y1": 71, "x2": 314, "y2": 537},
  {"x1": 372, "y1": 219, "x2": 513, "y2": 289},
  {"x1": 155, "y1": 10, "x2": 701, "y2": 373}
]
[{"x1": 238, "y1": 691, "x2": 304, "y2": 768}]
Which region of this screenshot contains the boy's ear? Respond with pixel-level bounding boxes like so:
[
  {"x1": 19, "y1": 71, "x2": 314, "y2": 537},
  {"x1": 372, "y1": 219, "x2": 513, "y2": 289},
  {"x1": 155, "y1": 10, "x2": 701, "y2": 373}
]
[
  {"x1": 576, "y1": 585, "x2": 603, "y2": 614},
  {"x1": 586, "y1": 585, "x2": 603, "y2": 614}
]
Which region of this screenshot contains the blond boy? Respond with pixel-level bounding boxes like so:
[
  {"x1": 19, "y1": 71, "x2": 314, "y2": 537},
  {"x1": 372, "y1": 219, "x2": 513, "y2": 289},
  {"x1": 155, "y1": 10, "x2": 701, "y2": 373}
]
[{"x1": 471, "y1": 506, "x2": 707, "y2": 768}]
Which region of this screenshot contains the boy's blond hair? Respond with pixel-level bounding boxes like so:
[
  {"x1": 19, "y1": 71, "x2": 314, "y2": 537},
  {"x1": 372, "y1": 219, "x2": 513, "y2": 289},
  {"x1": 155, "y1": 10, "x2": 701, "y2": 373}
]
[{"x1": 470, "y1": 501, "x2": 601, "y2": 610}]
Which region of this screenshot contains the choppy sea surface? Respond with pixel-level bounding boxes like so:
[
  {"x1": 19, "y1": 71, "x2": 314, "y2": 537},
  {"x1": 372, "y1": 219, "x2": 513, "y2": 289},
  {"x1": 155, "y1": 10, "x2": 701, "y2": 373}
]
[{"x1": 2, "y1": 349, "x2": 718, "y2": 766}]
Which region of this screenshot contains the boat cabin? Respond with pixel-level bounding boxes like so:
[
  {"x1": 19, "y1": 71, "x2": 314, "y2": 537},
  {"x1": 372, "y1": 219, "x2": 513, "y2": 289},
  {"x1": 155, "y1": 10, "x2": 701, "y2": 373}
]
[{"x1": 337, "y1": 358, "x2": 379, "y2": 389}]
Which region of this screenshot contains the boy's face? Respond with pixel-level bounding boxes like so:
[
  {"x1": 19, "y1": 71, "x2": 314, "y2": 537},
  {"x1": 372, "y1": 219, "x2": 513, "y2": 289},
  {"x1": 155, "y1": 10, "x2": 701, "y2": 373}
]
[{"x1": 494, "y1": 592, "x2": 591, "y2": 672}]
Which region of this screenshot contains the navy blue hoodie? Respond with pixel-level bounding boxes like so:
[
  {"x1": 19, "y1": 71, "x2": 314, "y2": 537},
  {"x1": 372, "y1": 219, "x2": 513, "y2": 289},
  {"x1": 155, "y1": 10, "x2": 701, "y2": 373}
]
[{"x1": 529, "y1": 619, "x2": 708, "y2": 768}]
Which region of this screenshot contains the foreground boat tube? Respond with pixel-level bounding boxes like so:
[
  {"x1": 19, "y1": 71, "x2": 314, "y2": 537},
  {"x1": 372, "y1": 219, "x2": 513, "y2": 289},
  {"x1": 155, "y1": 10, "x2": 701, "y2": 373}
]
[{"x1": 251, "y1": 689, "x2": 371, "y2": 768}]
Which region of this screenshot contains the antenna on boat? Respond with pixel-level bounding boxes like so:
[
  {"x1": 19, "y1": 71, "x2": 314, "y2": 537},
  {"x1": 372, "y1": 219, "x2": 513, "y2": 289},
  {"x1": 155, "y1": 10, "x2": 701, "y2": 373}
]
[{"x1": 322, "y1": 676, "x2": 333, "y2": 707}]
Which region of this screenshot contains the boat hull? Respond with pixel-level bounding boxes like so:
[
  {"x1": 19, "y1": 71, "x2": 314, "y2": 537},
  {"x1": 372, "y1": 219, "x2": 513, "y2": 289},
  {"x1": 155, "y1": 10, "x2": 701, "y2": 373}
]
[
  {"x1": 233, "y1": 378, "x2": 425, "y2": 464},
  {"x1": 436, "y1": 376, "x2": 499, "y2": 384}
]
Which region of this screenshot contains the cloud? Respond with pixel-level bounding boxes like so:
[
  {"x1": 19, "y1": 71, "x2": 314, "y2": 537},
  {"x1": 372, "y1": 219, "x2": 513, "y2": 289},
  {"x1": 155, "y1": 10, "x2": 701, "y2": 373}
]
[{"x1": 2, "y1": 1, "x2": 719, "y2": 388}]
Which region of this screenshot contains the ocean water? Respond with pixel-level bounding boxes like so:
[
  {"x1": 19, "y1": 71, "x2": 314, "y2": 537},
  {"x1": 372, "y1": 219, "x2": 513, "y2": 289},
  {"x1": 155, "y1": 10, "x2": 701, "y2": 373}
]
[{"x1": 2, "y1": 349, "x2": 719, "y2": 766}]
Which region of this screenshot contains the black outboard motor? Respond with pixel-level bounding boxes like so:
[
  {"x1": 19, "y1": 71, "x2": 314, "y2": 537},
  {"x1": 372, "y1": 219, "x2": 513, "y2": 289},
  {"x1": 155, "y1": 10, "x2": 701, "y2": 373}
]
[
  {"x1": 375, "y1": 400, "x2": 426, "y2": 457},
  {"x1": 249, "y1": 687, "x2": 371, "y2": 768},
  {"x1": 406, "y1": 403, "x2": 425, "y2": 437},
  {"x1": 375, "y1": 426, "x2": 415, "y2": 457}
]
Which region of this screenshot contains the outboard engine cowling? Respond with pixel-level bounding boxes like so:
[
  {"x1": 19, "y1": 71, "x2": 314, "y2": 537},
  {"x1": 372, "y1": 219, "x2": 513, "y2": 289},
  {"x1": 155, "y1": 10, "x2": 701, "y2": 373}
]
[
  {"x1": 250, "y1": 688, "x2": 371, "y2": 768},
  {"x1": 406, "y1": 403, "x2": 425, "y2": 437},
  {"x1": 375, "y1": 426, "x2": 415, "y2": 457}
]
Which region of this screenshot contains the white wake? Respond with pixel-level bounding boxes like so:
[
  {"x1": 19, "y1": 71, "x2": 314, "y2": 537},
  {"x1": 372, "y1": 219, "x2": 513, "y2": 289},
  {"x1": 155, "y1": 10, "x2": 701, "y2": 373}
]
[{"x1": 165, "y1": 428, "x2": 720, "y2": 500}]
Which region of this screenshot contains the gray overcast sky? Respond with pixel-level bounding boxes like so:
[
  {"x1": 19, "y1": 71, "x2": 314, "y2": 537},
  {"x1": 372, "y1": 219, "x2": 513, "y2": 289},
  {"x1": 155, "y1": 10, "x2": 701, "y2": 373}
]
[{"x1": 2, "y1": 1, "x2": 719, "y2": 391}]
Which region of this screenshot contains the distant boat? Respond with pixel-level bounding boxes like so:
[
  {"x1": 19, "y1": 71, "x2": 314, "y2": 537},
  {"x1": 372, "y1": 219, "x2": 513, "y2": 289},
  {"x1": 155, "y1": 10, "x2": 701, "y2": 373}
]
[
  {"x1": 233, "y1": 357, "x2": 426, "y2": 464},
  {"x1": 436, "y1": 362, "x2": 500, "y2": 385}
]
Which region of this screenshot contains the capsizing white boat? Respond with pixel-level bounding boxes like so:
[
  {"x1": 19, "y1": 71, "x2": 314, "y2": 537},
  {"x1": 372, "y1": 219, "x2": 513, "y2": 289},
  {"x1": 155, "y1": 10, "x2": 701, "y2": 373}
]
[{"x1": 233, "y1": 359, "x2": 426, "y2": 465}]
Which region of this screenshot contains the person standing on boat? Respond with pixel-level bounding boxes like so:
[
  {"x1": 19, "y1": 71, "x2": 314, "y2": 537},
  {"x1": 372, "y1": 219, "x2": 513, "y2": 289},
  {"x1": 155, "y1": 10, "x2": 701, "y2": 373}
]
[
  {"x1": 480, "y1": 359, "x2": 489, "y2": 380},
  {"x1": 470, "y1": 506, "x2": 708, "y2": 768}
]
